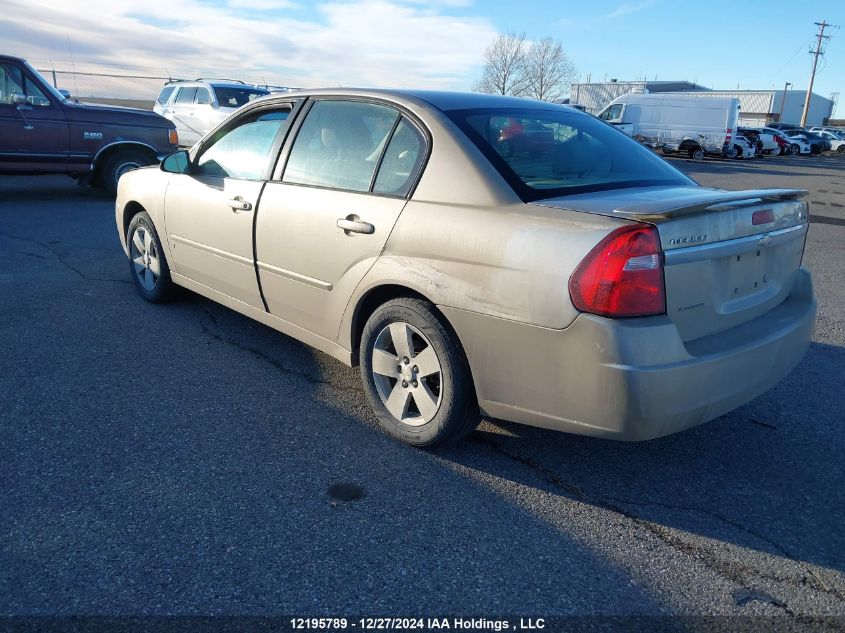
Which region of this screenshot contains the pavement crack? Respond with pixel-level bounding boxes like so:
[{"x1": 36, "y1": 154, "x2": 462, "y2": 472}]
[
  {"x1": 0, "y1": 230, "x2": 130, "y2": 284},
  {"x1": 198, "y1": 307, "x2": 359, "y2": 393},
  {"x1": 473, "y1": 434, "x2": 844, "y2": 608}
]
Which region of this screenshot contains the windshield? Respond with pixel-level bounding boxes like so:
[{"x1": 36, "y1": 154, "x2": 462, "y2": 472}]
[
  {"x1": 447, "y1": 107, "x2": 693, "y2": 201},
  {"x1": 213, "y1": 87, "x2": 269, "y2": 108}
]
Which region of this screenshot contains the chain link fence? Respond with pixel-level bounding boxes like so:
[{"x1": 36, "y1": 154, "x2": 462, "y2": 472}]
[{"x1": 29, "y1": 59, "x2": 338, "y2": 110}]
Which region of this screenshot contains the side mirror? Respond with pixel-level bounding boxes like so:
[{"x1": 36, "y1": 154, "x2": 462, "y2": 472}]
[
  {"x1": 58, "y1": 89, "x2": 71, "y2": 100},
  {"x1": 161, "y1": 150, "x2": 190, "y2": 174},
  {"x1": 10, "y1": 93, "x2": 26, "y2": 105}
]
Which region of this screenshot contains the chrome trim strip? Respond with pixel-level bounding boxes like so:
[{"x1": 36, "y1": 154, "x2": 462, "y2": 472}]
[
  {"x1": 664, "y1": 224, "x2": 806, "y2": 266},
  {"x1": 256, "y1": 261, "x2": 333, "y2": 291},
  {"x1": 170, "y1": 235, "x2": 254, "y2": 266}
]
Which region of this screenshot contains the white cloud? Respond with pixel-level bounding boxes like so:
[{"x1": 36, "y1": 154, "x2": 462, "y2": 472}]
[
  {"x1": 1, "y1": 0, "x2": 496, "y2": 89},
  {"x1": 608, "y1": 0, "x2": 657, "y2": 18}
]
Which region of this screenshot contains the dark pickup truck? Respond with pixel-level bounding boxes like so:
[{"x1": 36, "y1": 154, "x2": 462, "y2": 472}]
[{"x1": 0, "y1": 55, "x2": 178, "y2": 194}]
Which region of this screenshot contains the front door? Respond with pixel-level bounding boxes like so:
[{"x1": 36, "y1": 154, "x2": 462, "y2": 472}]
[
  {"x1": 0, "y1": 61, "x2": 69, "y2": 173},
  {"x1": 255, "y1": 99, "x2": 428, "y2": 340},
  {"x1": 164, "y1": 104, "x2": 294, "y2": 309}
]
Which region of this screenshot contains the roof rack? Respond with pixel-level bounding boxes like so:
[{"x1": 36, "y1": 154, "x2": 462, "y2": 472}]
[{"x1": 194, "y1": 78, "x2": 247, "y2": 84}]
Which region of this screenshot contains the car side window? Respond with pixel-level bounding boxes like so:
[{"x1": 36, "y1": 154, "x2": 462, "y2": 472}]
[
  {"x1": 282, "y1": 100, "x2": 400, "y2": 193},
  {"x1": 195, "y1": 88, "x2": 212, "y2": 105},
  {"x1": 23, "y1": 76, "x2": 50, "y2": 106},
  {"x1": 175, "y1": 87, "x2": 197, "y2": 104},
  {"x1": 194, "y1": 107, "x2": 291, "y2": 180},
  {"x1": 373, "y1": 118, "x2": 425, "y2": 197},
  {"x1": 599, "y1": 104, "x2": 622, "y2": 121},
  {"x1": 0, "y1": 63, "x2": 25, "y2": 105}
]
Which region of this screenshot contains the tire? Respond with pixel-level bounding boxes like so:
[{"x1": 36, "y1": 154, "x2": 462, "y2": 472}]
[
  {"x1": 733, "y1": 145, "x2": 743, "y2": 159},
  {"x1": 126, "y1": 211, "x2": 176, "y2": 303},
  {"x1": 359, "y1": 297, "x2": 479, "y2": 447},
  {"x1": 838, "y1": 146, "x2": 845, "y2": 154},
  {"x1": 101, "y1": 149, "x2": 153, "y2": 196},
  {"x1": 724, "y1": 146, "x2": 737, "y2": 159},
  {"x1": 790, "y1": 144, "x2": 800, "y2": 156},
  {"x1": 689, "y1": 147, "x2": 705, "y2": 160}
]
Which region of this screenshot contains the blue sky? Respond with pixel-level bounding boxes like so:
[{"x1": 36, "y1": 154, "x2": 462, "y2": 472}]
[{"x1": 3, "y1": 0, "x2": 843, "y2": 113}]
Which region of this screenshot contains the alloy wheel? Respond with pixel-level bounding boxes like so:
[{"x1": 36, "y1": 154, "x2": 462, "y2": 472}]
[
  {"x1": 371, "y1": 321, "x2": 443, "y2": 426},
  {"x1": 129, "y1": 225, "x2": 160, "y2": 291}
]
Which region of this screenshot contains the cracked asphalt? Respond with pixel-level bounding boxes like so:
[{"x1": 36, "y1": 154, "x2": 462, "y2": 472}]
[{"x1": 0, "y1": 153, "x2": 843, "y2": 625}]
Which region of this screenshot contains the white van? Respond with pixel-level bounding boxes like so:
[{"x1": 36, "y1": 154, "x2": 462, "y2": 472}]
[{"x1": 596, "y1": 93, "x2": 741, "y2": 160}]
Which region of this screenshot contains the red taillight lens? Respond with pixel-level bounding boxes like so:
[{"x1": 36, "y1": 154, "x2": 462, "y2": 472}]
[{"x1": 569, "y1": 225, "x2": 666, "y2": 318}]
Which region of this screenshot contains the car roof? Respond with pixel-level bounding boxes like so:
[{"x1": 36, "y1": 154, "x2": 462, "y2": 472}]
[
  {"x1": 163, "y1": 80, "x2": 267, "y2": 90},
  {"x1": 250, "y1": 87, "x2": 581, "y2": 115}
]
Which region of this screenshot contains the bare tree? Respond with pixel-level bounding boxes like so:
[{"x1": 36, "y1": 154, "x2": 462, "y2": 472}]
[
  {"x1": 523, "y1": 37, "x2": 577, "y2": 102},
  {"x1": 472, "y1": 32, "x2": 528, "y2": 96}
]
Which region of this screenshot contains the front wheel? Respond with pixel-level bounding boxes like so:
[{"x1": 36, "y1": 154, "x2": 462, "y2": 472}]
[
  {"x1": 360, "y1": 297, "x2": 479, "y2": 447},
  {"x1": 127, "y1": 211, "x2": 176, "y2": 303},
  {"x1": 689, "y1": 147, "x2": 705, "y2": 160},
  {"x1": 101, "y1": 149, "x2": 153, "y2": 196},
  {"x1": 838, "y1": 146, "x2": 845, "y2": 154},
  {"x1": 790, "y1": 144, "x2": 800, "y2": 155}
]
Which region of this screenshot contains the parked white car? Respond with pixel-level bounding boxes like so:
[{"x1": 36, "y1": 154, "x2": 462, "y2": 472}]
[
  {"x1": 815, "y1": 130, "x2": 845, "y2": 153},
  {"x1": 154, "y1": 80, "x2": 269, "y2": 147},
  {"x1": 732, "y1": 134, "x2": 757, "y2": 159},
  {"x1": 783, "y1": 132, "x2": 813, "y2": 155}
]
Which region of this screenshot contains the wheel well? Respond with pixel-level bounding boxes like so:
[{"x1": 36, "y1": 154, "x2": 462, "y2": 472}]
[
  {"x1": 350, "y1": 285, "x2": 433, "y2": 366},
  {"x1": 678, "y1": 140, "x2": 701, "y2": 152},
  {"x1": 93, "y1": 143, "x2": 157, "y2": 183},
  {"x1": 122, "y1": 201, "x2": 147, "y2": 241}
]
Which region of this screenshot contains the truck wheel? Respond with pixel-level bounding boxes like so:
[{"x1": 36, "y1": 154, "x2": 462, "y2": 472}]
[
  {"x1": 359, "y1": 297, "x2": 479, "y2": 448},
  {"x1": 126, "y1": 211, "x2": 176, "y2": 303},
  {"x1": 689, "y1": 147, "x2": 705, "y2": 160},
  {"x1": 102, "y1": 149, "x2": 153, "y2": 196}
]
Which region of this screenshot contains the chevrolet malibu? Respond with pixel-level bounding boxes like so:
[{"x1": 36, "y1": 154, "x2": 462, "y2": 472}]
[{"x1": 115, "y1": 90, "x2": 816, "y2": 447}]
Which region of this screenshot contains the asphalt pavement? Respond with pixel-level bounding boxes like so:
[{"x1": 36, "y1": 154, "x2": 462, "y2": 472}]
[{"x1": 0, "y1": 153, "x2": 843, "y2": 626}]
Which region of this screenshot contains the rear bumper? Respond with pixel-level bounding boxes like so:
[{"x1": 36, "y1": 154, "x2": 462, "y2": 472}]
[{"x1": 441, "y1": 268, "x2": 815, "y2": 441}]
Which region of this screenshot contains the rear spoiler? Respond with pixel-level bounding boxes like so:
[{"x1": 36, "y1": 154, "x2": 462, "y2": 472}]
[{"x1": 611, "y1": 189, "x2": 808, "y2": 219}]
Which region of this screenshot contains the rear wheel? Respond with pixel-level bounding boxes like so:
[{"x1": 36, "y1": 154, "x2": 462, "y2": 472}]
[
  {"x1": 689, "y1": 147, "x2": 705, "y2": 160},
  {"x1": 790, "y1": 144, "x2": 800, "y2": 155},
  {"x1": 724, "y1": 146, "x2": 737, "y2": 159},
  {"x1": 101, "y1": 149, "x2": 153, "y2": 196},
  {"x1": 838, "y1": 146, "x2": 845, "y2": 153},
  {"x1": 359, "y1": 297, "x2": 478, "y2": 447}
]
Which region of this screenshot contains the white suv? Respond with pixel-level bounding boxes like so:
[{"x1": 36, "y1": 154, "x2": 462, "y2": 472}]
[{"x1": 154, "y1": 80, "x2": 269, "y2": 147}]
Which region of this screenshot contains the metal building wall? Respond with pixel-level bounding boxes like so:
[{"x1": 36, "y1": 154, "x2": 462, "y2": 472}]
[{"x1": 570, "y1": 82, "x2": 647, "y2": 114}]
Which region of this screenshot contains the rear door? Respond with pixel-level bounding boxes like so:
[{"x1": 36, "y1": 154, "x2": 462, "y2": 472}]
[
  {"x1": 163, "y1": 103, "x2": 296, "y2": 308},
  {"x1": 169, "y1": 86, "x2": 202, "y2": 146},
  {"x1": 255, "y1": 98, "x2": 428, "y2": 340}
]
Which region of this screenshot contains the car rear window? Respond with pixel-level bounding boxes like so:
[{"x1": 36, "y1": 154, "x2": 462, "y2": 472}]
[
  {"x1": 213, "y1": 87, "x2": 269, "y2": 108},
  {"x1": 447, "y1": 107, "x2": 693, "y2": 201}
]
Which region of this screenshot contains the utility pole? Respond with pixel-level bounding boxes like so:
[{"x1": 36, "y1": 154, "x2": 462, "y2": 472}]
[{"x1": 800, "y1": 20, "x2": 836, "y2": 126}]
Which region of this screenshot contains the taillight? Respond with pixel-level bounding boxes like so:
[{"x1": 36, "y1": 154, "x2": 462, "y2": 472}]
[
  {"x1": 569, "y1": 225, "x2": 666, "y2": 318},
  {"x1": 725, "y1": 128, "x2": 733, "y2": 145}
]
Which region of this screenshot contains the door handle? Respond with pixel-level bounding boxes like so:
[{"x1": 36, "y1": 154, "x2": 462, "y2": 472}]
[
  {"x1": 337, "y1": 215, "x2": 374, "y2": 235},
  {"x1": 227, "y1": 197, "x2": 253, "y2": 212}
]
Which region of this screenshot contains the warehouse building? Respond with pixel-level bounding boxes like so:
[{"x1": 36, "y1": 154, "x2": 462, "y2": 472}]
[{"x1": 570, "y1": 80, "x2": 835, "y2": 126}]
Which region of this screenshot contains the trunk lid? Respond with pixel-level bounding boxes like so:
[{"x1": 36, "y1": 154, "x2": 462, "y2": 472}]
[{"x1": 533, "y1": 186, "x2": 809, "y2": 341}]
